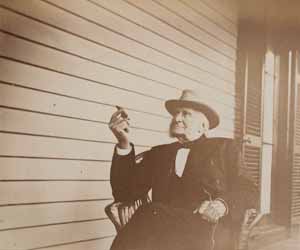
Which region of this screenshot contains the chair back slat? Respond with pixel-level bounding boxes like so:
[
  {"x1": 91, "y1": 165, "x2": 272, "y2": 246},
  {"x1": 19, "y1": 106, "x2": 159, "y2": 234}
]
[{"x1": 105, "y1": 195, "x2": 151, "y2": 232}]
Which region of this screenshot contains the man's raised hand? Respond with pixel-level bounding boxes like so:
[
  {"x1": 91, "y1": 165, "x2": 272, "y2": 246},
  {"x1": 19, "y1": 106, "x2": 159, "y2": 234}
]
[{"x1": 109, "y1": 106, "x2": 130, "y2": 149}]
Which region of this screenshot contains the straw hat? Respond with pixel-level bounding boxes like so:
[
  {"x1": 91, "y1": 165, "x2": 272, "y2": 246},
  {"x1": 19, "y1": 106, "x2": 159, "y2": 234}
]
[{"x1": 165, "y1": 89, "x2": 220, "y2": 129}]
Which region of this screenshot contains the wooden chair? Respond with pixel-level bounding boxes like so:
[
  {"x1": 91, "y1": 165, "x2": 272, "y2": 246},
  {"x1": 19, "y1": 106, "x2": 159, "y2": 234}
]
[{"x1": 105, "y1": 195, "x2": 262, "y2": 250}]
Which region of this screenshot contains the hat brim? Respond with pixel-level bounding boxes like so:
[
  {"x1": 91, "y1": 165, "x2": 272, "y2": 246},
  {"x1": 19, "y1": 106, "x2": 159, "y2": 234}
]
[{"x1": 165, "y1": 99, "x2": 220, "y2": 129}]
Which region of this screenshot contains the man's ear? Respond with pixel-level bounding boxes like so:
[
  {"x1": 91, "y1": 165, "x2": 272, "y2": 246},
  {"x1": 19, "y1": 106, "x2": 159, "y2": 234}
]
[{"x1": 201, "y1": 121, "x2": 209, "y2": 131}]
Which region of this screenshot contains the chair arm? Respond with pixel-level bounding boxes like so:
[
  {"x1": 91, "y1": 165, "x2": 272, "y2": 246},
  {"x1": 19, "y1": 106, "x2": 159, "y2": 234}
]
[
  {"x1": 237, "y1": 209, "x2": 262, "y2": 250},
  {"x1": 105, "y1": 197, "x2": 151, "y2": 232},
  {"x1": 105, "y1": 202, "x2": 123, "y2": 232}
]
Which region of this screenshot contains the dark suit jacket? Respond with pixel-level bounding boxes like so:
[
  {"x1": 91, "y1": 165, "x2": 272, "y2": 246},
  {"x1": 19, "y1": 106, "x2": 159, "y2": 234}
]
[
  {"x1": 110, "y1": 136, "x2": 258, "y2": 250},
  {"x1": 111, "y1": 135, "x2": 257, "y2": 223}
]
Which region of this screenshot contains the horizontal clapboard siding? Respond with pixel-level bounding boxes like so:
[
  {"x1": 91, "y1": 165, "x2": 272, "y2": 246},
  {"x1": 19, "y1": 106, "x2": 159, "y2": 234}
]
[
  {"x1": 199, "y1": 0, "x2": 238, "y2": 24},
  {"x1": 0, "y1": 201, "x2": 110, "y2": 230},
  {"x1": 179, "y1": 0, "x2": 237, "y2": 36},
  {"x1": 48, "y1": 0, "x2": 235, "y2": 78},
  {"x1": 0, "y1": 0, "x2": 239, "y2": 249},
  {"x1": 0, "y1": 132, "x2": 148, "y2": 160},
  {"x1": 0, "y1": 181, "x2": 112, "y2": 205},
  {"x1": 123, "y1": 0, "x2": 236, "y2": 58},
  {"x1": 35, "y1": 237, "x2": 114, "y2": 250},
  {"x1": 0, "y1": 32, "x2": 236, "y2": 116},
  {"x1": 0, "y1": 0, "x2": 235, "y2": 91},
  {"x1": 154, "y1": 0, "x2": 237, "y2": 46},
  {"x1": 0, "y1": 158, "x2": 111, "y2": 180},
  {"x1": 0, "y1": 220, "x2": 115, "y2": 250},
  {"x1": 0, "y1": 107, "x2": 171, "y2": 146}
]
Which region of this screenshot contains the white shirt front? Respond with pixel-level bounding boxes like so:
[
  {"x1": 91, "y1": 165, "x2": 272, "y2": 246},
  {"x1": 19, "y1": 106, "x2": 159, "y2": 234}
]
[
  {"x1": 174, "y1": 148, "x2": 190, "y2": 177},
  {"x1": 116, "y1": 146, "x2": 190, "y2": 178}
]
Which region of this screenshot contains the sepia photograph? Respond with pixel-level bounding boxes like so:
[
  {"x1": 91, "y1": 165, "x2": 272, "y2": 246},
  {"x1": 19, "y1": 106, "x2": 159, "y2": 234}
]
[{"x1": 0, "y1": 0, "x2": 300, "y2": 249}]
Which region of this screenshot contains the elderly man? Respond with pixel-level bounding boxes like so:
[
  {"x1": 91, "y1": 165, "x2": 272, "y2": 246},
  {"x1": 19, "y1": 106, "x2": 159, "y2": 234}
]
[{"x1": 108, "y1": 90, "x2": 255, "y2": 250}]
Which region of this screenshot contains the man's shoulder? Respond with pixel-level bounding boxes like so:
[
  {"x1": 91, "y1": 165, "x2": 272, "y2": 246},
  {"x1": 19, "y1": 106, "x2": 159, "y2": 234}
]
[
  {"x1": 151, "y1": 141, "x2": 178, "y2": 151},
  {"x1": 205, "y1": 137, "x2": 239, "y2": 145},
  {"x1": 204, "y1": 137, "x2": 240, "y2": 152},
  {"x1": 149, "y1": 137, "x2": 240, "y2": 153},
  {"x1": 205, "y1": 136, "x2": 235, "y2": 142},
  {"x1": 135, "y1": 142, "x2": 177, "y2": 163},
  {"x1": 151, "y1": 138, "x2": 239, "y2": 149}
]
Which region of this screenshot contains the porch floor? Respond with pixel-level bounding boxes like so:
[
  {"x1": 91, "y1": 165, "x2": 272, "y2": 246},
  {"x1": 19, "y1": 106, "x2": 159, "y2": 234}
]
[{"x1": 260, "y1": 236, "x2": 300, "y2": 250}]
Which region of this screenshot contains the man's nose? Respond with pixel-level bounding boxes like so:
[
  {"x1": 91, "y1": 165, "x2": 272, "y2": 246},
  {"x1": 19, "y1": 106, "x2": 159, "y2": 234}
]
[{"x1": 174, "y1": 112, "x2": 183, "y2": 122}]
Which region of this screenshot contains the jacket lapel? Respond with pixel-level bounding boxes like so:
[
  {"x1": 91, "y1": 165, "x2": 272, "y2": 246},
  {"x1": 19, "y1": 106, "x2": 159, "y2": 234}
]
[{"x1": 182, "y1": 136, "x2": 219, "y2": 177}]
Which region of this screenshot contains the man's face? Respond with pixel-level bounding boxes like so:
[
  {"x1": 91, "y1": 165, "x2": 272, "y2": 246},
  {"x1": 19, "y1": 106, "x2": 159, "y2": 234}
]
[{"x1": 169, "y1": 107, "x2": 209, "y2": 141}]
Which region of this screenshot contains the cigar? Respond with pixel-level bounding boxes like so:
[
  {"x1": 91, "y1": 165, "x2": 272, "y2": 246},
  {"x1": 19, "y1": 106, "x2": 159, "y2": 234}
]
[{"x1": 116, "y1": 105, "x2": 130, "y2": 120}]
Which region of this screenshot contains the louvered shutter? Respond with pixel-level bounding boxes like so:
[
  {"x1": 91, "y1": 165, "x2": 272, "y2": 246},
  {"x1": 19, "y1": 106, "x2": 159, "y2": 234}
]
[
  {"x1": 241, "y1": 48, "x2": 264, "y2": 188},
  {"x1": 243, "y1": 49, "x2": 277, "y2": 214},
  {"x1": 291, "y1": 73, "x2": 300, "y2": 224}
]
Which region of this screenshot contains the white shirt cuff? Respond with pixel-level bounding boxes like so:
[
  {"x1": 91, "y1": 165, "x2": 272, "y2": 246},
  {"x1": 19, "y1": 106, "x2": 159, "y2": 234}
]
[{"x1": 116, "y1": 145, "x2": 132, "y2": 155}]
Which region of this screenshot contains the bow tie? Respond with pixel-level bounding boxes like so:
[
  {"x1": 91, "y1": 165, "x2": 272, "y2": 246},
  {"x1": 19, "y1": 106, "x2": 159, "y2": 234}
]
[
  {"x1": 177, "y1": 141, "x2": 195, "y2": 149},
  {"x1": 175, "y1": 135, "x2": 206, "y2": 150}
]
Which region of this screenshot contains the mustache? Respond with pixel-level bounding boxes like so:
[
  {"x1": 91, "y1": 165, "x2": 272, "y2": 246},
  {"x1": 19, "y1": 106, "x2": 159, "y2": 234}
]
[
  {"x1": 169, "y1": 121, "x2": 185, "y2": 138},
  {"x1": 170, "y1": 120, "x2": 185, "y2": 127}
]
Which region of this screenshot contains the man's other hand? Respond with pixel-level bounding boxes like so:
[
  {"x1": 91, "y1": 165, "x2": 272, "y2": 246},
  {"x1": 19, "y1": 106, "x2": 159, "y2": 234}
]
[
  {"x1": 109, "y1": 107, "x2": 130, "y2": 149},
  {"x1": 193, "y1": 200, "x2": 227, "y2": 223}
]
